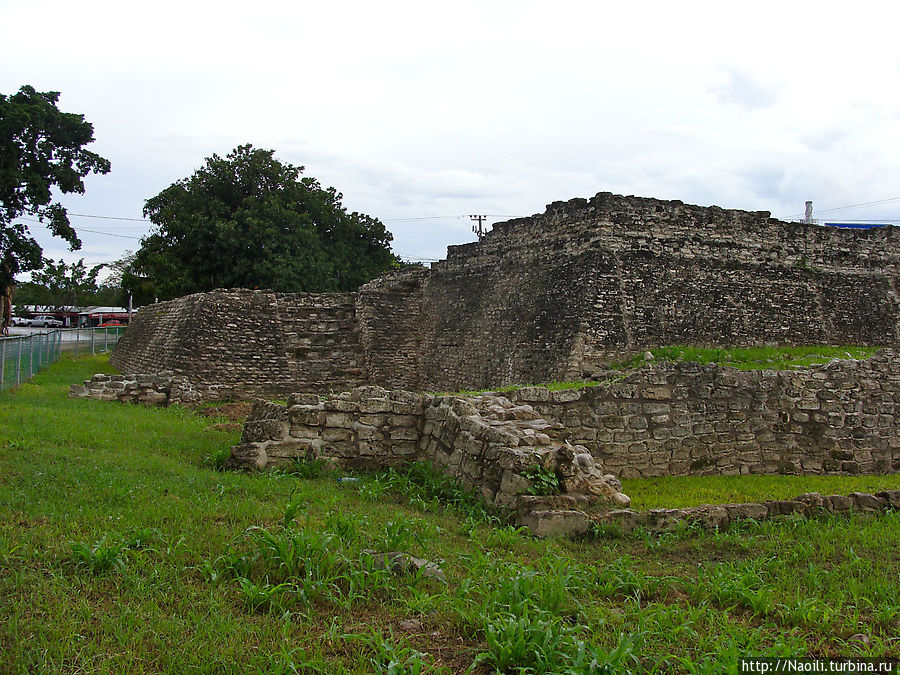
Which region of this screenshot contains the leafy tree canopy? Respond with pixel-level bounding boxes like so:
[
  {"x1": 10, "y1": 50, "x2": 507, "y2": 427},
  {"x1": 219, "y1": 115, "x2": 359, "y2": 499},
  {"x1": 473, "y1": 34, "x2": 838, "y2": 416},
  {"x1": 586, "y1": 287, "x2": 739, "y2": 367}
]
[
  {"x1": 133, "y1": 144, "x2": 398, "y2": 299},
  {"x1": 0, "y1": 85, "x2": 111, "y2": 289},
  {"x1": 28, "y1": 258, "x2": 104, "y2": 310}
]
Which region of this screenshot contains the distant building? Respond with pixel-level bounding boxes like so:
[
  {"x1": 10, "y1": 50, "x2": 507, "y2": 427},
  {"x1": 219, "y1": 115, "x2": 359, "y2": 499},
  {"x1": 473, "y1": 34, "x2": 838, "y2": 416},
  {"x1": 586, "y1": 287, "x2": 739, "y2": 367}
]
[
  {"x1": 78, "y1": 307, "x2": 132, "y2": 327},
  {"x1": 823, "y1": 222, "x2": 891, "y2": 230}
]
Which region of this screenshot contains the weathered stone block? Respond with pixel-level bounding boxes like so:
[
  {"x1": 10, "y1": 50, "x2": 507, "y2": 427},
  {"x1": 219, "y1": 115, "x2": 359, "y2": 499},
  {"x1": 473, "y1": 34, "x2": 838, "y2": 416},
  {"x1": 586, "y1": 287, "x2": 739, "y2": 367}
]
[
  {"x1": 352, "y1": 422, "x2": 383, "y2": 441},
  {"x1": 875, "y1": 490, "x2": 900, "y2": 508},
  {"x1": 518, "y1": 510, "x2": 592, "y2": 538},
  {"x1": 516, "y1": 387, "x2": 551, "y2": 402},
  {"x1": 723, "y1": 503, "x2": 768, "y2": 520},
  {"x1": 322, "y1": 428, "x2": 352, "y2": 442},
  {"x1": 389, "y1": 427, "x2": 419, "y2": 442},
  {"x1": 290, "y1": 406, "x2": 324, "y2": 426},
  {"x1": 358, "y1": 398, "x2": 392, "y2": 414},
  {"x1": 642, "y1": 386, "x2": 672, "y2": 400},
  {"x1": 826, "y1": 494, "x2": 854, "y2": 512},
  {"x1": 849, "y1": 492, "x2": 885, "y2": 511},
  {"x1": 325, "y1": 413, "x2": 354, "y2": 429},
  {"x1": 288, "y1": 393, "x2": 320, "y2": 406}
]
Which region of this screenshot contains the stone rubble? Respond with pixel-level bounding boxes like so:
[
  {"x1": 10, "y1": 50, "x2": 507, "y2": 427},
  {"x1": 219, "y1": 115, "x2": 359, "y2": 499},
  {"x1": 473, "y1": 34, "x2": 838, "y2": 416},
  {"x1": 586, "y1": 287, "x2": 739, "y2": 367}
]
[
  {"x1": 597, "y1": 490, "x2": 900, "y2": 534},
  {"x1": 227, "y1": 386, "x2": 631, "y2": 536},
  {"x1": 363, "y1": 550, "x2": 446, "y2": 582}
]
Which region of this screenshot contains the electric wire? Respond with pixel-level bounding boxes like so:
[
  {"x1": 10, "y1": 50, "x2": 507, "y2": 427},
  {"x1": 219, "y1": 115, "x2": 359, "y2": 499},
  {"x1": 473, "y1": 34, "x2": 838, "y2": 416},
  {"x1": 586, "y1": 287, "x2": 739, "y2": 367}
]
[{"x1": 787, "y1": 196, "x2": 900, "y2": 219}]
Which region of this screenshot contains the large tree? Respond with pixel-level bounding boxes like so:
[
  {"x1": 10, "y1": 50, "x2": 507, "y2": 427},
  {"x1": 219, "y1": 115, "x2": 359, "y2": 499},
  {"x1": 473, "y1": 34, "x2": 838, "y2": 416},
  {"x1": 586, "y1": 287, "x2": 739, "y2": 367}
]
[
  {"x1": 134, "y1": 144, "x2": 398, "y2": 299},
  {"x1": 0, "y1": 85, "x2": 111, "y2": 296}
]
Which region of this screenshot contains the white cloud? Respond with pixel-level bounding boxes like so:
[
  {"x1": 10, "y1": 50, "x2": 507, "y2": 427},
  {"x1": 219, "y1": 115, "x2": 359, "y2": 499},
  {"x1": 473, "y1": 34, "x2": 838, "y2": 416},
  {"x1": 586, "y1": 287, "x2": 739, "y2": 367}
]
[{"x1": 710, "y1": 67, "x2": 780, "y2": 110}]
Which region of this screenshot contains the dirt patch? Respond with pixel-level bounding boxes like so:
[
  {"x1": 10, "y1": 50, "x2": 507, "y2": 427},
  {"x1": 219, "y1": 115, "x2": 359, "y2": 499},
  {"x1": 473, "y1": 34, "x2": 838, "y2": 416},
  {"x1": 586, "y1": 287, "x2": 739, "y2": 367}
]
[
  {"x1": 197, "y1": 402, "x2": 254, "y2": 423},
  {"x1": 206, "y1": 422, "x2": 243, "y2": 433}
]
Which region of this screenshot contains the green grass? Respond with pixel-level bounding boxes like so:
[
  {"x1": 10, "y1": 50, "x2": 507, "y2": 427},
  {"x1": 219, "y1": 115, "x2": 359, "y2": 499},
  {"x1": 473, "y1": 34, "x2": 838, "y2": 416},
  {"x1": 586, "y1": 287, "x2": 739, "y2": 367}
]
[
  {"x1": 1, "y1": 356, "x2": 898, "y2": 673},
  {"x1": 443, "y1": 345, "x2": 883, "y2": 396},
  {"x1": 623, "y1": 344, "x2": 881, "y2": 371},
  {"x1": 623, "y1": 474, "x2": 900, "y2": 511}
]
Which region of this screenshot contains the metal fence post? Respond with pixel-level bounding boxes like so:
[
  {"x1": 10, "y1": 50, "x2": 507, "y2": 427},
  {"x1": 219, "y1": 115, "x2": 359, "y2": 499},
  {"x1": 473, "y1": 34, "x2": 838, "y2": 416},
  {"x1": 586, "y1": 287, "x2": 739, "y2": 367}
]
[
  {"x1": 90, "y1": 328, "x2": 95, "y2": 355},
  {"x1": 16, "y1": 337, "x2": 22, "y2": 385},
  {"x1": 104, "y1": 328, "x2": 108, "y2": 352},
  {"x1": 1, "y1": 340, "x2": 5, "y2": 390}
]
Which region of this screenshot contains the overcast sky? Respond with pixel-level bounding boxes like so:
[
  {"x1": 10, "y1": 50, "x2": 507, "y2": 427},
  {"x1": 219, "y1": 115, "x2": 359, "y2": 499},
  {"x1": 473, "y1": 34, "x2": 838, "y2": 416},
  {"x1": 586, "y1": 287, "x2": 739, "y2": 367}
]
[{"x1": 4, "y1": 0, "x2": 900, "y2": 277}]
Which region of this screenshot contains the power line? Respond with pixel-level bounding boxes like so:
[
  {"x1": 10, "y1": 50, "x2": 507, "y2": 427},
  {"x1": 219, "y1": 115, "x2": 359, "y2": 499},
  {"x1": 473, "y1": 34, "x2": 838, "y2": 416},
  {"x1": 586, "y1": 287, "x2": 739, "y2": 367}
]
[
  {"x1": 395, "y1": 252, "x2": 441, "y2": 262},
  {"x1": 15, "y1": 217, "x2": 143, "y2": 239},
  {"x1": 19, "y1": 210, "x2": 523, "y2": 226},
  {"x1": 381, "y1": 214, "x2": 520, "y2": 223},
  {"x1": 75, "y1": 228, "x2": 142, "y2": 240},
  {"x1": 382, "y1": 215, "x2": 464, "y2": 222},
  {"x1": 68, "y1": 212, "x2": 149, "y2": 222},
  {"x1": 788, "y1": 196, "x2": 900, "y2": 219}
]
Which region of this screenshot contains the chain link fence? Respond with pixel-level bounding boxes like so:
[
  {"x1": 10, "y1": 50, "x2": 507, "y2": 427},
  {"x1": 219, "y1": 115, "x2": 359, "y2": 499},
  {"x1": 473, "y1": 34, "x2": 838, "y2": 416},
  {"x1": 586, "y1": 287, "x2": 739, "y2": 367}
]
[{"x1": 0, "y1": 327, "x2": 125, "y2": 391}]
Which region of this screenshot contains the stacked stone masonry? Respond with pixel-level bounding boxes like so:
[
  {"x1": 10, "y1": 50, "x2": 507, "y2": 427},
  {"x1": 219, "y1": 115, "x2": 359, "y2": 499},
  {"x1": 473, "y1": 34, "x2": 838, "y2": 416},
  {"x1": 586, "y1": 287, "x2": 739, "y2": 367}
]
[
  {"x1": 75, "y1": 351, "x2": 900, "y2": 482},
  {"x1": 227, "y1": 387, "x2": 631, "y2": 536},
  {"x1": 72, "y1": 354, "x2": 900, "y2": 535},
  {"x1": 599, "y1": 489, "x2": 900, "y2": 535},
  {"x1": 112, "y1": 290, "x2": 365, "y2": 398},
  {"x1": 511, "y1": 350, "x2": 900, "y2": 478},
  {"x1": 69, "y1": 372, "x2": 209, "y2": 407},
  {"x1": 223, "y1": 374, "x2": 899, "y2": 536},
  {"x1": 112, "y1": 192, "x2": 900, "y2": 396}
]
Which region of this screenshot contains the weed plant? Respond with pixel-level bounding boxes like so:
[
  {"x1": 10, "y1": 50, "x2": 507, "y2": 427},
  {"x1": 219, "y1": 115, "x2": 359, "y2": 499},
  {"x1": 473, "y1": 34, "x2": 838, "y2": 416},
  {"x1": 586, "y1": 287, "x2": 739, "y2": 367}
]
[{"x1": 522, "y1": 464, "x2": 562, "y2": 495}]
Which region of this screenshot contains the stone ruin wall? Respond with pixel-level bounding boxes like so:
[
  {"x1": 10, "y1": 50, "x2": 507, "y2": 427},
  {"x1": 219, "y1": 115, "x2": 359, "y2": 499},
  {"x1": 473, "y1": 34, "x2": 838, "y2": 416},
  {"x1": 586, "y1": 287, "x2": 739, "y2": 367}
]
[
  {"x1": 83, "y1": 350, "x2": 900, "y2": 482},
  {"x1": 112, "y1": 289, "x2": 366, "y2": 399},
  {"x1": 511, "y1": 350, "x2": 900, "y2": 478},
  {"x1": 221, "y1": 352, "x2": 899, "y2": 477},
  {"x1": 68, "y1": 365, "x2": 900, "y2": 537},
  {"x1": 216, "y1": 352, "x2": 900, "y2": 535},
  {"x1": 100, "y1": 192, "x2": 900, "y2": 536},
  {"x1": 418, "y1": 193, "x2": 900, "y2": 390},
  {"x1": 226, "y1": 386, "x2": 630, "y2": 536},
  {"x1": 112, "y1": 192, "x2": 900, "y2": 397}
]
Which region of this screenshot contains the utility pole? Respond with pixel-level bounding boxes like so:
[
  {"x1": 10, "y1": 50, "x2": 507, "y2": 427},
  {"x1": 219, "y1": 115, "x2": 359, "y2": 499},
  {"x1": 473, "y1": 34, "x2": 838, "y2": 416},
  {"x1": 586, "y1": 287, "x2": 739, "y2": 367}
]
[
  {"x1": 802, "y1": 200, "x2": 813, "y2": 263},
  {"x1": 469, "y1": 214, "x2": 488, "y2": 240}
]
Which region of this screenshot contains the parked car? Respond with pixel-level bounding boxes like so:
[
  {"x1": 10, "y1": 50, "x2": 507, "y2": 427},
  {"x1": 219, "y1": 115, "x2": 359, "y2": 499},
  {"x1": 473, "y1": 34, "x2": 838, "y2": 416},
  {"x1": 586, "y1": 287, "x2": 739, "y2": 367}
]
[
  {"x1": 98, "y1": 321, "x2": 125, "y2": 328},
  {"x1": 11, "y1": 316, "x2": 30, "y2": 326},
  {"x1": 27, "y1": 315, "x2": 63, "y2": 328}
]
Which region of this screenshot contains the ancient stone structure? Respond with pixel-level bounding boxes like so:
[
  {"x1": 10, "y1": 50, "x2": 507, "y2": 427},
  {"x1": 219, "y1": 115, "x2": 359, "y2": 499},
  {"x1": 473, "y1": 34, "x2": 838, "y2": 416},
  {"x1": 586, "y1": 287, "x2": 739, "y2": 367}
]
[
  {"x1": 227, "y1": 386, "x2": 631, "y2": 536},
  {"x1": 112, "y1": 192, "x2": 900, "y2": 397},
  {"x1": 74, "y1": 351, "x2": 900, "y2": 480},
  {"x1": 69, "y1": 372, "x2": 206, "y2": 407},
  {"x1": 73, "y1": 352, "x2": 900, "y2": 535},
  {"x1": 111, "y1": 291, "x2": 365, "y2": 398},
  {"x1": 509, "y1": 350, "x2": 900, "y2": 478},
  {"x1": 99, "y1": 191, "x2": 900, "y2": 535}
]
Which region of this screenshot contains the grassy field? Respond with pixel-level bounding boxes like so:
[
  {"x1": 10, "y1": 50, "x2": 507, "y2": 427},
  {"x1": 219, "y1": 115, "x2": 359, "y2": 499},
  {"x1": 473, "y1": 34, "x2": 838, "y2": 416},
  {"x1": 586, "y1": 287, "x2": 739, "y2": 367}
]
[{"x1": 1, "y1": 357, "x2": 898, "y2": 673}]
